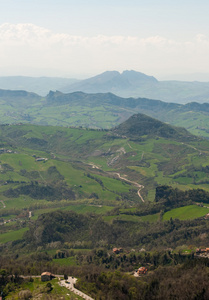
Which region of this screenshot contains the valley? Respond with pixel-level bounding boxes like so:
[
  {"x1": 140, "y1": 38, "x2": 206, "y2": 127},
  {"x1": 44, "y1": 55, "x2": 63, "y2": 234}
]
[
  {"x1": 2, "y1": 0, "x2": 209, "y2": 297},
  {"x1": 0, "y1": 112, "x2": 209, "y2": 298}
]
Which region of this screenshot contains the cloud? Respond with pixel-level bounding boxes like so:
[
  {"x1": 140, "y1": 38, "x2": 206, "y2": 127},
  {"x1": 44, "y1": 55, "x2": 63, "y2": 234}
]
[{"x1": 0, "y1": 23, "x2": 209, "y2": 77}]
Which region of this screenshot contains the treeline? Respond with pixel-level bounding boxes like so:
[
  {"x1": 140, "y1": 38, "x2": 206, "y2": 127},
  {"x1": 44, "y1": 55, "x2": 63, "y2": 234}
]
[
  {"x1": 20, "y1": 210, "x2": 209, "y2": 250},
  {"x1": 76, "y1": 259, "x2": 209, "y2": 300},
  {"x1": 2, "y1": 254, "x2": 209, "y2": 299},
  {"x1": 3, "y1": 182, "x2": 75, "y2": 201},
  {"x1": 76, "y1": 248, "x2": 194, "y2": 271},
  {"x1": 122, "y1": 185, "x2": 209, "y2": 218},
  {"x1": 0, "y1": 269, "x2": 25, "y2": 299},
  {"x1": 155, "y1": 185, "x2": 209, "y2": 206}
]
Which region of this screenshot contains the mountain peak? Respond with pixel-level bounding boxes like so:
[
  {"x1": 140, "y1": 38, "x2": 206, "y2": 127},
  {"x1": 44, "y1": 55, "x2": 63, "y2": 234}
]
[
  {"x1": 61, "y1": 70, "x2": 158, "y2": 94},
  {"x1": 121, "y1": 70, "x2": 158, "y2": 83}
]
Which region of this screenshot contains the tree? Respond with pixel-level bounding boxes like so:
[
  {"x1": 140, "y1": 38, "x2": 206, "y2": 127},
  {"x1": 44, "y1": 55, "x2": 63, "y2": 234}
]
[{"x1": 64, "y1": 274, "x2": 68, "y2": 281}]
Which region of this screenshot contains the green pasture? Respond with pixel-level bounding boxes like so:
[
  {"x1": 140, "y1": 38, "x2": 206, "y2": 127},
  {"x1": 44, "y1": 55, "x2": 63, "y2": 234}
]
[
  {"x1": 140, "y1": 213, "x2": 160, "y2": 222},
  {"x1": 146, "y1": 189, "x2": 156, "y2": 202},
  {"x1": 6, "y1": 278, "x2": 83, "y2": 300},
  {"x1": 61, "y1": 204, "x2": 113, "y2": 214},
  {"x1": 93, "y1": 174, "x2": 131, "y2": 193},
  {"x1": 31, "y1": 204, "x2": 113, "y2": 220},
  {"x1": 128, "y1": 166, "x2": 156, "y2": 177},
  {"x1": 0, "y1": 227, "x2": 28, "y2": 244},
  {"x1": 120, "y1": 207, "x2": 137, "y2": 213},
  {"x1": 53, "y1": 160, "x2": 129, "y2": 201},
  {"x1": 30, "y1": 103, "x2": 120, "y2": 128},
  {"x1": 1, "y1": 196, "x2": 49, "y2": 210},
  {"x1": 53, "y1": 256, "x2": 77, "y2": 266},
  {"x1": 163, "y1": 205, "x2": 209, "y2": 221}
]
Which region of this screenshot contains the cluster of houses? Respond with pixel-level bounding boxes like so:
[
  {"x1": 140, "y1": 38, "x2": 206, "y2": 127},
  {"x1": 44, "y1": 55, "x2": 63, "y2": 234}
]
[
  {"x1": 196, "y1": 248, "x2": 209, "y2": 255},
  {"x1": 137, "y1": 267, "x2": 148, "y2": 275}
]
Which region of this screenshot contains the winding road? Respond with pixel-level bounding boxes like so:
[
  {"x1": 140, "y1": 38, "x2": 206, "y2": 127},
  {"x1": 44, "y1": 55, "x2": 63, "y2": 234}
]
[
  {"x1": 113, "y1": 172, "x2": 145, "y2": 202},
  {"x1": 88, "y1": 163, "x2": 145, "y2": 202}
]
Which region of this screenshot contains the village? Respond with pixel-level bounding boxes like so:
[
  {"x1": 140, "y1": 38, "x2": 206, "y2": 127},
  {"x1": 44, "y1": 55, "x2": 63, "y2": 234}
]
[{"x1": 195, "y1": 247, "x2": 209, "y2": 258}]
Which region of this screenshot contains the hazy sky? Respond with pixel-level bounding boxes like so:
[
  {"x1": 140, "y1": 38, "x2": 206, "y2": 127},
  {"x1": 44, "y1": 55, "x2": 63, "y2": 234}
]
[{"x1": 1, "y1": 0, "x2": 209, "y2": 79}]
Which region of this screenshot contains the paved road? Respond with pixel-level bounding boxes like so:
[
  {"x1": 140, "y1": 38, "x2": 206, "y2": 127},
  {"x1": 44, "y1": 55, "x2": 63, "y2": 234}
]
[{"x1": 59, "y1": 276, "x2": 94, "y2": 300}]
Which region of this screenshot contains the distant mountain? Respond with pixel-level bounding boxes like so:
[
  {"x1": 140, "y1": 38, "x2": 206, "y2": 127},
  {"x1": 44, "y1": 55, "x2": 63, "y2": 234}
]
[
  {"x1": 0, "y1": 89, "x2": 41, "y2": 106},
  {"x1": 2, "y1": 71, "x2": 209, "y2": 103},
  {"x1": 61, "y1": 70, "x2": 158, "y2": 95},
  {"x1": 61, "y1": 70, "x2": 209, "y2": 104},
  {"x1": 0, "y1": 76, "x2": 79, "y2": 96}
]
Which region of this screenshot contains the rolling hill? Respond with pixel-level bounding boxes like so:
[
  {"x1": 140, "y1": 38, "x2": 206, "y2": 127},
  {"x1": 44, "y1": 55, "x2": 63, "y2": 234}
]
[
  {"x1": 1, "y1": 115, "x2": 209, "y2": 299},
  {"x1": 1, "y1": 88, "x2": 209, "y2": 139},
  {"x1": 0, "y1": 114, "x2": 206, "y2": 210}
]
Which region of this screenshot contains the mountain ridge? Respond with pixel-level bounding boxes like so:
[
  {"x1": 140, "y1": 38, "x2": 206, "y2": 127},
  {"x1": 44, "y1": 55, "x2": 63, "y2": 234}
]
[
  {"x1": 60, "y1": 70, "x2": 209, "y2": 103},
  {"x1": 2, "y1": 70, "x2": 209, "y2": 103}
]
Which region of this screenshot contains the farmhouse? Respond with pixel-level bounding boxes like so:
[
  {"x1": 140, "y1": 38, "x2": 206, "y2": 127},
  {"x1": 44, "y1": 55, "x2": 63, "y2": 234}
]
[
  {"x1": 113, "y1": 247, "x2": 123, "y2": 254},
  {"x1": 41, "y1": 272, "x2": 55, "y2": 282},
  {"x1": 35, "y1": 157, "x2": 48, "y2": 162},
  {"x1": 137, "y1": 267, "x2": 147, "y2": 275}
]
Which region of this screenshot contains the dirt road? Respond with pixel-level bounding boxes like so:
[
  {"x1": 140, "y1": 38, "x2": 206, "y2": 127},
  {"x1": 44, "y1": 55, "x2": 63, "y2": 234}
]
[
  {"x1": 113, "y1": 172, "x2": 145, "y2": 202},
  {"x1": 59, "y1": 276, "x2": 94, "y2": 300}
]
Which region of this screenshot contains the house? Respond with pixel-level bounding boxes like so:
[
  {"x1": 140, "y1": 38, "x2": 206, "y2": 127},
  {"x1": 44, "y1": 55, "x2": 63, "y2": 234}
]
[
  {"x1": 137, "y1": 267, "x2": 147, "y2": 275},
  {"x1": 35, "y1": 157, "x2": 48, "y2": 162},
  {"x1": 113, "y1": 248, "x2": 123, "y2": 254},
  {"x1": 41, "y1": 272, "x2": 55, "y2": 282}
]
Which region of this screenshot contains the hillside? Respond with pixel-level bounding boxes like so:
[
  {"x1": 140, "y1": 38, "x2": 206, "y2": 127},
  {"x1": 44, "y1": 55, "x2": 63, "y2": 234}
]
[
  {"x1": 0, "y1": 118, "x2": 209, "y2": 298},
  {"x1": 0, "y1": 115, "x2": 205, "y2": 209},
  {"x1": 2, "y1": 89, "x2": 209, "y2": 139},
  {"x1": 112, "y1": 113, "x2": 192, "y2": 141}
]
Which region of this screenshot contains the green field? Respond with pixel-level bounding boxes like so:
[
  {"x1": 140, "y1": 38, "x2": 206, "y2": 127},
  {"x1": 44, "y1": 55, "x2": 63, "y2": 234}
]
[
  {"x1": 0, "y1": 227, "x2": 28, "y2": 244},
  {"x1": 0, "y1": 119, "x2": 209, "y2": 244},
  {"x1": 6, "y1": 278, "x2": 84, "y2": 300},
  {"x1": 53, "y1": 256, "x2": 77, "y2": 266},
  {"x1": 163, "y1": 205, "x2": 209, "y2": 221}
]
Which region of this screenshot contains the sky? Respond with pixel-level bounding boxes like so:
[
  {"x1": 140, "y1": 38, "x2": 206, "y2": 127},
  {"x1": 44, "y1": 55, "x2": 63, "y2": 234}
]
[{"x1": 1, "y1": 0, "x2": 209, "y2": 80}]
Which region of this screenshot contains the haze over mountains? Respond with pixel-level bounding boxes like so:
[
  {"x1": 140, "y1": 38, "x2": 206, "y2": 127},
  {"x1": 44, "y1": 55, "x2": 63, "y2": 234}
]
[
  {"x1": 0, "y1": 76, "x2": 78, "y2": 96},
  {"x1": 1, "y1": 70, "x2": 209, "y2": 103},
  {"x1": 61, "y1": 70, "x2": 209, "y2": 103}
]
